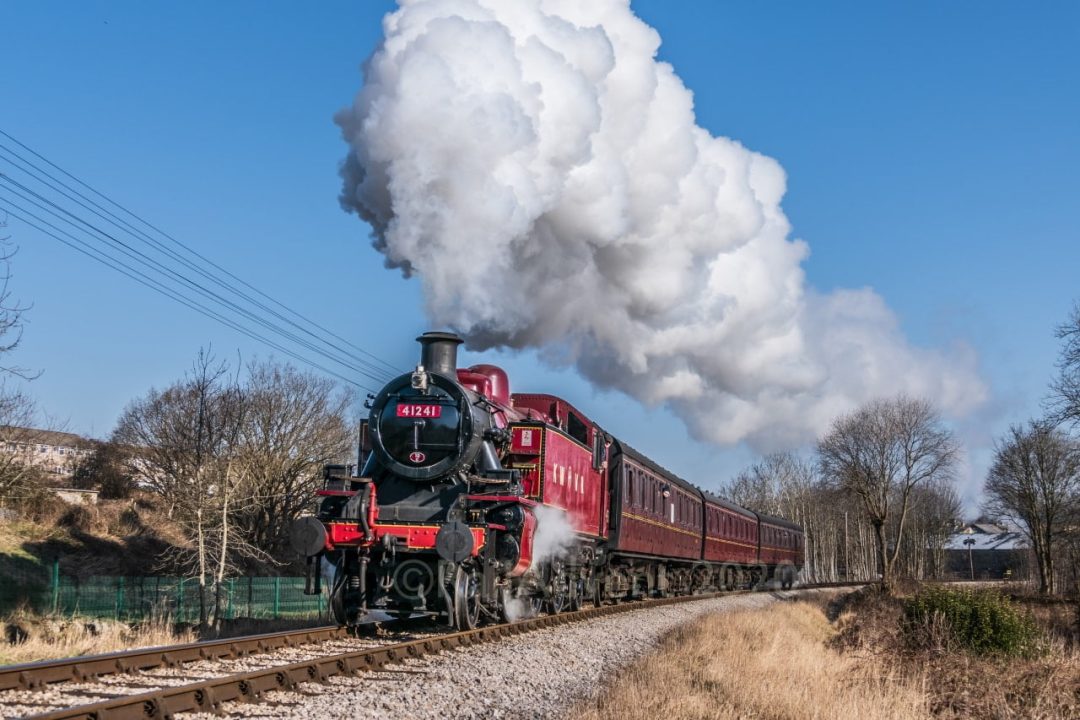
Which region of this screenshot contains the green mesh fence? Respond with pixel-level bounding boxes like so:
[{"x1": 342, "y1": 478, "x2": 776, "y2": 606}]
[{"x1": 0, "y1": 561, "x2": 327, "y2": 623}]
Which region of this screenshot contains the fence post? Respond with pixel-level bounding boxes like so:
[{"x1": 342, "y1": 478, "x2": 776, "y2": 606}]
[
  {"x1": 227, "y1": 578, "x2": 235, "y2": 620},
  {"x1": 273, "y1": 577, "x2": 281, "y2": 619},
  {"x1": 116, "y1": 577, "x2": 126, "y2": 620},
  {"x1": 177, "y1": 578, "x2": 186, "y2": 623},
  {"x1": 50, "y1": 557, "x2": 60, "y2": 615}
]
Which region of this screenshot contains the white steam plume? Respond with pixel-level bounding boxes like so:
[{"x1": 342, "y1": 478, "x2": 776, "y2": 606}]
[
  {"x1": 530, "y1": 504, "x2": 576, "y2": 565},
  {"x1": 336, "y1": 0, "x2": 986, "y2": 448}
]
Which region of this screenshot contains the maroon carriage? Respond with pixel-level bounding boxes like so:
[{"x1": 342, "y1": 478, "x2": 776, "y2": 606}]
[
  {"x1": 755, "y1": 513, "x2": 804, "y2": 589},
  {"x1": 702, "y1": 492, "x2": 759, "y2": 589}
]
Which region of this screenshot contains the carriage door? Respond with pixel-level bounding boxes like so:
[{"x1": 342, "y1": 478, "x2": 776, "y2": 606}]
[{"x1": 593, "y1": 425, "x2": 608, "y2": 537}]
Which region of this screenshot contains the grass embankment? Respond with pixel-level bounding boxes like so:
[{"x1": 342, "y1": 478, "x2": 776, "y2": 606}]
[
  {"x1": 579, "y1": 587, "x2": 1080, "y2": 720},
  {"x1": 0, "y1": 616, "x2": 194, "y2": 666},
  {"x1": 578, "y1": 599, "x2": 927, "y2": 720},
  {"x1": 0, "y1": 493, "x2": 188, "y2": 580},
  {"x1": 833, "y1": 586, "x2": 1080, "y2": 719},
  {"x1": 0, "y1": 495, "x2": 320, "y2": 664}
]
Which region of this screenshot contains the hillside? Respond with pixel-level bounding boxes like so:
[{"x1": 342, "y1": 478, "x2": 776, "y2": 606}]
[{"x1": 0, "y1": 493, "x2": 191, "y2": 586}]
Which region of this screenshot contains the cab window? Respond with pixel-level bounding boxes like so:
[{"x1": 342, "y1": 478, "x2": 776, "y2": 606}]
[{"x1": 567, "y1": 412, "x2": 589, "y2": 445}]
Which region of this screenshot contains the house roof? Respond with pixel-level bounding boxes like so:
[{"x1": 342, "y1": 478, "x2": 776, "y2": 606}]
[
  {"x1": 1, "y1": 426, "x2": 94, "y2": 450},
  {"x1": 946, "y1": 529, "x2": 1027, "y2": 551},
  {"x1": 968, "y1": 522, "x2": 1007, "y2": 535}
]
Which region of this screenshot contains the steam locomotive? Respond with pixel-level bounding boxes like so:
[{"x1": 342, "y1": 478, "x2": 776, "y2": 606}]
[{"x1": 290, "y1": 332, "x2": 804, "y2": 628}]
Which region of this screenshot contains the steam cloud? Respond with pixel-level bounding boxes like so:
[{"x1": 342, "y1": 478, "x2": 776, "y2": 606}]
[
  {"x1": 530, "y1": 504, "x2": 577, "y2": 565},
  {"x1": 337, "y1": 0, "x2": 986, "y2": 448}
]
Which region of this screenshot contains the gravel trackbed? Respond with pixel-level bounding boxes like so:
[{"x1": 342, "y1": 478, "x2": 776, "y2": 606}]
[{"x1": 195, "y1": 589, "x2": 840, "y2": 720}]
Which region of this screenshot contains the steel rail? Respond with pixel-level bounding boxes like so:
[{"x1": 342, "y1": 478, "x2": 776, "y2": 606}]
[
  {"x1": 20, "y1": 583, "x2": 864, "y2": 720},
  {"x1": 0, "y1": 625, "x2": 348, "y2": 691}
]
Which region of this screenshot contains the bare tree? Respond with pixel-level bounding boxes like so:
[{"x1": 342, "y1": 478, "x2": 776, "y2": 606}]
[
  {"x1": 0, "y1": 230, "x2": 44, "y2": 509},
  {"x1": 0, "y1": 386, "x2": 44, "y2": 507},
  {"x1": 983, "y1": 421, "x2": 1080, "y2": 594},
  {"x1": 1049, "y1": 303, "x2": 1080, "y2": 428},
  {"x1": 113, "y1": 351, "x2": 252, "y2": 629},
  {"x1": 726, "y1": 450, "x2": 957, "y2": 584},
  {"x1": 231, "y1": 360, "x2": 352, "y2": 558},
  {"x1": 894, "y1": 480, "x2": 961, "y2": 580},
  {"x1": 817, "y1": 396, "x2": 958, "y2": 592},
  {"x1": 0, "y1": 233, "x2": 35, "y2": 380},
  {"x1": 726, "y1": 452, "x2": 815, "y2": 517}
]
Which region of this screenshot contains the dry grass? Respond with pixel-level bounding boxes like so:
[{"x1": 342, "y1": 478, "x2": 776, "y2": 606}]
[
  {"x1": 576, "y1": 600, "x2": 929, "y2": 720},
  {"x1": 831, "y1": 587, "x2": 1080, "y2": 720},
  {"x1": 0, "y1": 614, "x2": 195, "y2": 666}
]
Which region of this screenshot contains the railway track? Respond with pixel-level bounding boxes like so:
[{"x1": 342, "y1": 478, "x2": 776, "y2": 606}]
[
  {"x1": 1, "y1": 582, "x2": 863, "y2": 720},
  {"x1": 0, "y1": 626, "x2": 350, "y2": 692}
]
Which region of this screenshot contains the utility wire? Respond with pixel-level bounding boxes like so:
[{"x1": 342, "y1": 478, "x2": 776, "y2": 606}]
[
  {"x1": 0, "y1": 173, "x2": 392, "y2": 386},
  {"x1": 0, "y1": 145, "x2": 397, "y2": 382},
  {"x1": 0, "y1": 130, "x2": 400, "y2": 377},
  {"x1": 0, "y1": 129, "x2": 405, "y2": 388},
  {"x1": 0, "y1": 192, "x2": 376, "y2": 392}
]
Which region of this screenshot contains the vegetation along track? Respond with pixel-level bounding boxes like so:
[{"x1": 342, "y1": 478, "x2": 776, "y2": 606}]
[{"x1": 5, "y1": 583, "x2": 862, "y2": 720}]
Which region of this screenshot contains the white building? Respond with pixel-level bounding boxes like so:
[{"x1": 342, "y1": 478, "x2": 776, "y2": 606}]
[{"x1": 1, "y1": 427, "x2": 94, "y2": 480}]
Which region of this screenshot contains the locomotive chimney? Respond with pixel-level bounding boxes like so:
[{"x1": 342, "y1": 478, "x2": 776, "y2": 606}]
[{"x1": 417, "y1": 331, "x2": 464, "y2": 376}]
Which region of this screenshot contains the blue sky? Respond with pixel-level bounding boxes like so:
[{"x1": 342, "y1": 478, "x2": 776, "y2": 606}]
[{"x1": 1, "y1": 1, "x2": 1077, "y2": 511}]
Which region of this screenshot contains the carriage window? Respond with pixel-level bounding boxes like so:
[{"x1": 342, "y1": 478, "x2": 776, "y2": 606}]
[{"x1": 567, "y1": 412, "x2": 589, "y2": 446}]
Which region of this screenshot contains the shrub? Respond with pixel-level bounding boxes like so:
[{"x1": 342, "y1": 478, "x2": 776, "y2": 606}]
[
  {"x1": 903, "y1": 586, "x2": 1042, "y2": 657},
  {"x1": 57, "y1": 505, "x2": 93, "y2": 531}
]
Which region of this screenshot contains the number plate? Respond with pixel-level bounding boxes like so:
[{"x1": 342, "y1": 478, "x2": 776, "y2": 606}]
[{"x1": 396, "y1": 403, "x2": 443, "y2": 418}]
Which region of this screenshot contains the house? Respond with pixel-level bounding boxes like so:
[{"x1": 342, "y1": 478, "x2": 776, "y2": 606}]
[
  {"x1": 944, "y1": 523, "x2": 1029, "y2": 580},
  {"x1": 0, "y1": 427, "x2": 94, "y2": 481}
]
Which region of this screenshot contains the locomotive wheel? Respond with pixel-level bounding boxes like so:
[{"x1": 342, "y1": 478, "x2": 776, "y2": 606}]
[
  {"x1": 569, "y1": 577, "x2": 584, "y2": 611},
  {"x1": 330, "y1": 571, "x2": 358, "y2": 626},
  {"x1": 330, "y1": 585, "x2": 348, "y2": 626},
  {"x1": 545, "y1": 559, "x2": 569, "y2": 614},
  {"x1": 453, "y1": 567, "x2": 481, "y2": 630},
  {"x1": 499, "y1": 587, "x2": 543, "y2": 622},
  {"x1": 547, "y1": 582, "x2": 568, "y2": 614}
]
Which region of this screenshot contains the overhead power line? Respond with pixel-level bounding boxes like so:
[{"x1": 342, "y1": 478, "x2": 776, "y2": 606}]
[
  {"x1": 0, "y1": 172, "x2": 389, "y2": 387},
  {"x1": 0, "y1": 129, "x2": 404, "y2": 392}
]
